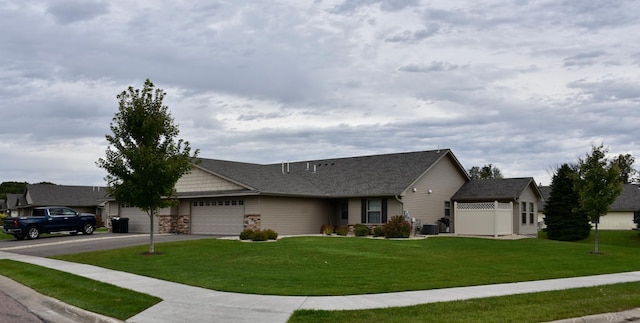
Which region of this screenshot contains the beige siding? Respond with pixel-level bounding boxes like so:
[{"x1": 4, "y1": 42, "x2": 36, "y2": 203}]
[
  {"x1": 597, "y1": 212, "x2": 635, "y2": 230},
  {"x1": 258, "y1": 196, "x2": 333, "y2": 235},
  {"x1": 175, "y1": 167, "x2": 244, "y2": 193},
  {"x1": 347, "y1": 198, "x2": 361, "y2": 224},
  {"x1": 515, "y1": 185, "x2": 539, "y2": 236},
  {"x1": 243, "y1": 196, "x2": 261, "y2": 215},
  {"x1": 401, "y1": 155, "x2": 466, "y2": 227}
]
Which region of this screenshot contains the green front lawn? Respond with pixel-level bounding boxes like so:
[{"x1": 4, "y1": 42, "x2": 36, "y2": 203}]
[
  {"x1": 0, "y1": 259, "x2": 161, "y2": 320},
  {"x1": 1, "y1": 230, "x2": 637, "y2": 322},
  {"x1": 54, "y1": 231, "x2": 640, "y2": 296},
  {"x1": 290, "y1": 282, "x2": 640, "y2": 323}
]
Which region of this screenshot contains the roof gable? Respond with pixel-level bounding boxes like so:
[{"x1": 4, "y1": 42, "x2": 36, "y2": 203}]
[{"x1": 452, "y1": 177, "x2": 542, "y2": 202}]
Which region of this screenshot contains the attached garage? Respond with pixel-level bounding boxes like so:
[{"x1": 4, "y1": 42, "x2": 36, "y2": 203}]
[
  {"x1": 118, "y1": 205, "x2": 159, "y2": 233},
  {"x1": 190, "y1": 199, "x2": 245, "y2": 235}
]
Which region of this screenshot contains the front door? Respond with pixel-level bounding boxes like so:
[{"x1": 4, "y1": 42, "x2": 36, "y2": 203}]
[{"x1": 338, "y1": 200, "x2": 348, "y2": 226}]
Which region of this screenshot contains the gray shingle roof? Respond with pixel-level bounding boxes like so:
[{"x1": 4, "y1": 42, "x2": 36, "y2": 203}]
[
  {"x1": 26, "y1": 184, "x2": 109, "y2": 207},
  {"x1": 537, "y1": 184, "x2": 640, "y2": 212},
  {"x1": 452, "y1": 178, "x2": 541, "y2": 202},
  {"x1": 605, "y1": 184, "x2": 640, "y2": 211},
  {"x1": 196, "y1": 149, "x2": 467, "y2": 198}
]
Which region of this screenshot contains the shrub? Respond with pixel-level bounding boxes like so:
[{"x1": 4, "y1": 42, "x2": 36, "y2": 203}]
[
  {"x1": 634, "y1": 212, "x2": 640, "y2": 230},
  {"x1": 239, "y1": 229, "x2": 254, "y2": 240},
  {"x1": 263, "y1": 229, "x2": 278, "y2": 240},
  {"x1": 373, "y1": 226, "x2": 384, "y2": 237},
  {"x1": 251, "y1": 230, "x2": 268, "y2": 241},
  {"x1": 335, "y1": 226, "x2": 349, "y2": 236},
  {"x1": 383, "y1": 215, "x2": 411, "y2": 238},
  {"x1": 353, "y1": 224, "x2": 370, "y2": 237},
  {"x1": 320, "y1": 224, "x2": 334, "y2": 235}
]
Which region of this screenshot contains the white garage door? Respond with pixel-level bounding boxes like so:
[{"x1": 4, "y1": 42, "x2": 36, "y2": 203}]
[
  {"x1": 118, "y1": 206, "x2": 159, "y2": 233},
  {"x1": 191, "y1": 199, "x2": 244, "y2": 235}
]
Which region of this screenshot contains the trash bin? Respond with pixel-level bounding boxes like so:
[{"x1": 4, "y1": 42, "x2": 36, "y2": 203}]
[
  {"x1": 422, "y1": 224, "x2": 439, "y2": 235},
  {"x1": 111, "y1": 218, "x2": 120, "y2": 233},
  {"x1": 119, "y1": 218, "x2": 129, "y2": 233}
]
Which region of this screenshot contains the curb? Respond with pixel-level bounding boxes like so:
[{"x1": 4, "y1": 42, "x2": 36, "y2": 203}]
[
  {"x1": 0, "y1": 275, "x2": 123, "y2": 323},
  {"x1": 546, "y1": 307, "x2": 640, "y2": 323}
]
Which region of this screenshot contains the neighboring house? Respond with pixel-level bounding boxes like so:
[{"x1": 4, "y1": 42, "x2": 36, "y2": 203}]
[
  {"x1": 3, "y1": 193, "x2": 26, "y2": 217},
  {"x1": 537, "y1": 184, "x2": 640, "y2": 230},
  {"x1": 10, "y1": 184, "x2": 108, "y2": 225},
  {"x1": 451, "y1": 178, "x2": 543, "y2": 237},
  {"x1": 105, "y1": 149, "x2": 542, "y2": 237}
]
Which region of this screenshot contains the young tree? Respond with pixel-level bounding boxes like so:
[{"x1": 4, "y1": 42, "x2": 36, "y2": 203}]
[
  {"x1": 544, "y1": 164, "x2": 591, "y2": 241},
  {"x1": 574, "y1": 144, "x2": 623, "y2": 254},
  {"x1": 97, "y1": 79, "x2": 199, "y2": 254}
]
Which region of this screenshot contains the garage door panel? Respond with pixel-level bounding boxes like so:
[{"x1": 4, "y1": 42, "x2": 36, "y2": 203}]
[{"x1": 191, "y1": 199, "x2": 244, "y2": 235}]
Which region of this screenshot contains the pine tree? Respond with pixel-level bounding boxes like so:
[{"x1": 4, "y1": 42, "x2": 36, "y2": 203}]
[{"x1": 544, "y1": 164, "x2": 591, "y2": 241}]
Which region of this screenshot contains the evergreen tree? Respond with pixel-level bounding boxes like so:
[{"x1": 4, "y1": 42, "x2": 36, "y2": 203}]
[{"x1": 544, "y1": 164, "x2": 591, "y2": 241}]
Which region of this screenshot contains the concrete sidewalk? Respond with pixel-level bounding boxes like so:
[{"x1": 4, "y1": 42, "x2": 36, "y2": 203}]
[{"x1": 1, "y1": 250, "x2": 640, "y2": 322}]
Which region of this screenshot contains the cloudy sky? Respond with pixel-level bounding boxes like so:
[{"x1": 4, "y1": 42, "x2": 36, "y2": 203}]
[{"x1": 1, "y1": 0, "x2": 639, "y2": 187}]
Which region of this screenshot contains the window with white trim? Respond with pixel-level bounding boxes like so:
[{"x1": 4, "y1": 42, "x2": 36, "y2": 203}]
[{"x1": 367, "y1": 199, "x2": 382, "y2": 223}]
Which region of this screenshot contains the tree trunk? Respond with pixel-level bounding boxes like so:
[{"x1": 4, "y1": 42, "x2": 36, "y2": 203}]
[
  {"x1": 593, "y1": 220, "x2": 599, "y2": 254},
  {"x1": 148, "y1": 208, "x2": 156, "y2": 254}
]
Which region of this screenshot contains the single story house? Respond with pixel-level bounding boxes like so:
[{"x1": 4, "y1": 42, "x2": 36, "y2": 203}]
[
  {"x1": 1, "y1": 193, "x2": 25, "y2": 217},
  {"x1": 451, "y1": 178, "x2": 543, "y2": 237},
  {"x1": 537, "y1": 184, "x2": 640, "y2": 230},
  {"x1": 104, "y1": 149, "x2": 542, "y2": 237}
]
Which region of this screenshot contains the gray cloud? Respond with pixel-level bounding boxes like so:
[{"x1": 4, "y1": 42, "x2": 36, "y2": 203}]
[
  {"x1": 46, "y1": 0, "x2": 110, "y2": 25},
  {"x1": 1, "y1": 0, "x2": 639, "y2": 186}
]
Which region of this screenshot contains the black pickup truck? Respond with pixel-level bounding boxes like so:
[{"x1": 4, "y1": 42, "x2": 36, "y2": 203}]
[{"x1": 2, "y1": 206, "x2": 96, "y2": 240}]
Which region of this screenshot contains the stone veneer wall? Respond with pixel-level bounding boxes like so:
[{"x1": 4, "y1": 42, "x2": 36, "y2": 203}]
[
  {"x1": 244, "y1": 214, "x2": 261, "y2": 231},
  {"x1": 159, "y1": 215, "x2": 190, "y2": 234}
]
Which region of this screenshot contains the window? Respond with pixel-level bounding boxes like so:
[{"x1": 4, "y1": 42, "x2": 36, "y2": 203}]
[
  {"x1": 367, "y1": 199, "x2": 381, "y2": 223},
  {"x1": 521, "y1": 202, "x2": 527, "y2": 224},
  {"x1": 193, "y1": 202, "x2": 197, "y2": 207},
  {"x1": 238, "y1": 200, "x2": 244, "y2": 206},
  {"x1": 444, "y1": 201, "x2": 451, "y2": 216},
  {"x1": 529, "y1": 202, "x2": 535, "y2": 224}
]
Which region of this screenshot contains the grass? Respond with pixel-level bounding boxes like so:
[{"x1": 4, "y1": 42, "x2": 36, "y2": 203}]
[
  {"x1": 289, "y1": 282, "x2": 640, "y2": 323},
  {"x1": 54, "y1": 231, "x2": 640, "y2": 296},
  {"x1": 6, "y1": 230, "x2": 640, "y2": 322},
  {"x1": 0, "y1": 259, "x2": 161, "y2": 320}
]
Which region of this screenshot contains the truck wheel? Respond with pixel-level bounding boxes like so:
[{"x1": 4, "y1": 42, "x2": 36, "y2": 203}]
[
  {"x1": 81, "y1": 223, "x2": 95, "y2": 235},
  {"x1": 26, "y1": 226, "x2": 40, "y2": 240},
  {"x1": 14, "y1": 234, "x2": 25, "y2": 240}
]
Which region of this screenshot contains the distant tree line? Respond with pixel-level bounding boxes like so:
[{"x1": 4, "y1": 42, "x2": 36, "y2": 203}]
[{"x1": 468, "y1": 164, "x2": 503, "y2": 180}]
